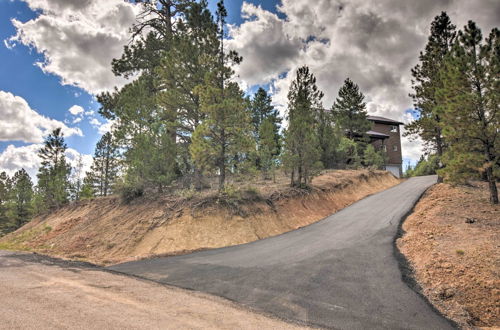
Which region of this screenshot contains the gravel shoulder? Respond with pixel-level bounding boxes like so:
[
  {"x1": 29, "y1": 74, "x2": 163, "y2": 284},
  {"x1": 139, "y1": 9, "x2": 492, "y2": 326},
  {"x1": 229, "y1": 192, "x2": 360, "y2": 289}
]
[{"x1": 0, "y1": 250, "x2": 308, "y2": 330}]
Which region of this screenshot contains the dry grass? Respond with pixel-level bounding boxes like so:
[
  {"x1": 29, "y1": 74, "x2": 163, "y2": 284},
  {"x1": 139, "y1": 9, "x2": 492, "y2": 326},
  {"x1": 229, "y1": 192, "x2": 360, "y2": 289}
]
[
  {"x1": 1, "y1": 169, "x2": 399, "y2": 266},
  {"x1": 397, "y1": 182, "x2": 500, "y2": 328}
]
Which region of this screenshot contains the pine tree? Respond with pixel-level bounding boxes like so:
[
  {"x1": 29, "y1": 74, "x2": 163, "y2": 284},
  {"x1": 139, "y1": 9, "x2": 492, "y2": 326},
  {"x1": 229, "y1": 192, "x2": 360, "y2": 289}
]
[
  {"x1": 258, "y1": 118, "x2": 279, "y2": 180},
  {"x1": 156, "y1": 0, "x2": 219, "y2": 188},
  {"x1": 36, "y1": 128, "x2": 71, "y2": 210},
  {"x1": 89, "y1": 132, "x2": 120, "y2": 196},
  {"x1": 0, "y1": 172, "x2": 12, "y2": 235},
  {"x1": 189, "y1": 0, "x2": 252, "y2": 192},
  {"x1": 251, "y1": 88, "x2": 281, "y2": 145},
  {"x1": 69, "y1": 155, "x2": 85, "y2": 201},
  {"x1": 9, "y1": 169, "x2": 33, "y2": 228},
  {"x1": 405, "y1": 12, "x2": 456, "y2": 182},
  {"x1": 438, "y1": 23, "x2": 499, "y2": 204},
  {"x1": 283, "y1": 66, "x2": 323, "y2": 186},
  {"x1": 363, "y1": 145, "x2": 385, "y2": 169},
  {"x1": 317, "y1": 106, "x2": 341, "y2": 168},
  {"x1": 331, "y1": 78, "x2": 371, "y2": 140}
]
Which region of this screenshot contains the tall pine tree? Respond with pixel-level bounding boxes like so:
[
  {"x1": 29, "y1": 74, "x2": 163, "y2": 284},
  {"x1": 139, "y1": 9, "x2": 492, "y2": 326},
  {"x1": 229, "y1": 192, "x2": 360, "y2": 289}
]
[
  {"x1": 405, "y1": 12, "x2": 456, "y2": 182},
  {"x1": 36, "y1": 128, "x2": 71, "y2": 210},
  {"x1": 283, "y1": 66, "x2": 323, "y2": 186},
  {"x1": 331, "y1": 78, "x2": 370, "y2": 141},
  {"x1": 190, "y1": 0, "x2": 252, "y2": 192},
  {"x1": 438, "y1": 23, "x2": 499, "y2": 204},
  {"x1": 88, "y1": 132, "x2": 120, "y2": 196}
]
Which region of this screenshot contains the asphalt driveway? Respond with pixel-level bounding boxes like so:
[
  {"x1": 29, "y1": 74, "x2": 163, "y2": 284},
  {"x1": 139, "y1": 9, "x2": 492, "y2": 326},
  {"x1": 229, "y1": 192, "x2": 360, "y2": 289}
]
[{"x1": 110, "y1": 175, "x2": 454, "y2": 329}]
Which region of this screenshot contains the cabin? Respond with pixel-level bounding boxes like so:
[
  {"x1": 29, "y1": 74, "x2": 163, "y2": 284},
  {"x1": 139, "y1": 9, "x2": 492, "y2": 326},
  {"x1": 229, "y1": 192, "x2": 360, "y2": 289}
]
[{"x1": 366, "y1": 115, "x2": 403, "y2": 178}]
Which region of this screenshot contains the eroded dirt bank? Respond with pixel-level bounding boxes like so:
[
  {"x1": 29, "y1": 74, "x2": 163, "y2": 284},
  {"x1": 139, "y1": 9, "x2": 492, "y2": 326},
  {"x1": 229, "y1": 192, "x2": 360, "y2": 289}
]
[
  {"x1": 397, "y1": 182, "x2": 499, "y2": 328},
  {"x1": 1, "y1": 170, "x2": 398, "y2": 265}
]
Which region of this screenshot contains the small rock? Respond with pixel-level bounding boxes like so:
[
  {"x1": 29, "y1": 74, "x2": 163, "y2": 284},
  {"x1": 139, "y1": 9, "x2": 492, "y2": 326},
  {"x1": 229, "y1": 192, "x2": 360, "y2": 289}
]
[{"x1": 465, "y1": 217, "x2": 477, "y2": 224}]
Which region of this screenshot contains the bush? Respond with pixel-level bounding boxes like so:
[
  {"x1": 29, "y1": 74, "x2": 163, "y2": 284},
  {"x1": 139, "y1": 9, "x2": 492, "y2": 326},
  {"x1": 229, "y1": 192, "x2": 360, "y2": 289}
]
[{"x1": 118, "y1": 183, "x2": 144, "y2": 203}]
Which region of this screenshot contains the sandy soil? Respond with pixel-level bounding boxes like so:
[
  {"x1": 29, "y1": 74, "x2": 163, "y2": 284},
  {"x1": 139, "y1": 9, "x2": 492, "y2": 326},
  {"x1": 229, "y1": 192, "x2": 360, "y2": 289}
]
[
  {"x1": 397, "y1": 182, "x2": 500, "y2": 328},
  {"x1": 1, "y1": 170, "x2": 399, "y2": 265},
  {"x1": 0, "y1": 251, "x2": 308, "y2": 330}
]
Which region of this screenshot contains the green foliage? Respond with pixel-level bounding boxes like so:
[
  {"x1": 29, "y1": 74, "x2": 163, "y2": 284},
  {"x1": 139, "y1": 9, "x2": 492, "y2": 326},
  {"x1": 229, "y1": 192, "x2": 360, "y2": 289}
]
[
  {"x1": 0, "y1": 169, "x2": 34, "y2": 236},
  {"x1": 87, "y1": 132, "x2": 120, "y2": 196},
  {"x1": 251, "y1": 88, "x2": 281, "y2": 152},
  {"x1": 405, "y1": 12, "x2": 456, "y2": 173},
  {"x1": 437, "y1": 22, "x2": 499, "y2": 203},
  {"x1": 283, "y1": 66, "x2": 324, "y2": 186},
  {"x1": 337, "y1": 137, "x2": 361, "y2": 169},
  {"x1": 189, "y1": 1, "x2": 253, "y2": 192},
  {"x1": 363, "y1": 145, "x2": 385, "y2": 169},
  {"x1": 258, "y1": 118, "x2": 279, "y2": 180},
  {"x1": 406, "y1": 154, "x2": 440, "y2": 177},
  {"x1": 36, "y1": 128, "x2": 71, "y2": 211},
  {"x1": 331, "y1": 78, "x2": 371, "y2": 140},
  {"x1": 317, "y1": 107, "x2": 341, "y2": 168}
]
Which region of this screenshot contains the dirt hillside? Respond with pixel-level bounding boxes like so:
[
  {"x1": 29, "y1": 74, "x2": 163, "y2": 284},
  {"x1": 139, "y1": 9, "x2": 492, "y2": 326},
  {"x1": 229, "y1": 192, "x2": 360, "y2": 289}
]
[
  {"x1": 397, "y1": 182, "x2": 499, "y2": 328},
  {"x1": 1, "y1": 170, "x2": 399, "y2": 265}
]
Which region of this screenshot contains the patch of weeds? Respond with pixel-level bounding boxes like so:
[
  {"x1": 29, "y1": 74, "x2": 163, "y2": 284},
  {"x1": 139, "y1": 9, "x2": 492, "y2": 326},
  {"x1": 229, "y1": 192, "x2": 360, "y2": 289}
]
[
  {"x1": 177, "y1": 188, "x2": 197, "y2": 200},
  {"x1": 0, "y1": 225, "x2": 52, "y2": 251},
  {"x1": 456, "y1": 249, "x2": 465, "y2": 256}
]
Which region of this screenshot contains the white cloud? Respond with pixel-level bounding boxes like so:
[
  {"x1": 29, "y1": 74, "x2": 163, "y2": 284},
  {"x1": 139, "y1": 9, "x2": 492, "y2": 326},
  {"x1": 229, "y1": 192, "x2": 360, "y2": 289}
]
[
  {"x1": 0, "y1": 90, "x2": 82, "y2": 143},
  {"x1": 72, "y1": 117, "x2": 82, "y2": 124},
  {"x1": 89, "y1": 118, "x2": 101, "y2": 127},
  {"x1": 7, "y1": 0, "x2": 141, "y2": 94},
  {"x1": 0, "y1": 144, "x2": 92, "y2": 181},
  {"x1": 228, "y1": 0, "x2": 500, "y2": 163},
  {"x1": 68, "y1": 105, "x2": 84, "y2": 116}
]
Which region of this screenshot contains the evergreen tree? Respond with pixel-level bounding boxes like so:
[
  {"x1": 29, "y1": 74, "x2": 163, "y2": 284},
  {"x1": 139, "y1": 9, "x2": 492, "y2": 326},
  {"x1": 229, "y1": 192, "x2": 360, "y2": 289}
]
[
  {"x1": 258, "y1": 118, "x2": 279, "y2": 180},
  {"x1": 283, "y1": 66, "x2": 323, "y2": 186},
  {"x1": 363, "y1": 145, "x2": 385, "y2": 169},
  {"x1": 69, "y1": 155, "x2": 85, "y2": 201},
  {"x1": 9, "y1": 169, "x2": 33, "y2": 228},
  {"x1": 189, "y1": 0, "x2": 252, "y2": 192},
  {"x1": 0, "y1": 172, "x2": 12, "y2": 235},
  {"x1": 331, "y1": 78, "x2": 371, "y2": 140},
  {"x1": 337, "y1": 137, "x2": 361, "y2": 169},
  {"x1": 89, "y1": 132, "x2": 120, "y2": 196},
  {"x1": 438, "y1": 23, "x2": 499, "y2": 204},
  {"x1": 36, "y1": 128, "x2": 71, "y2": 210},
  {"x1": 251, "y1": 88, "x2": 281, "y2": 147},
  {"x1": 317, "y1": 106, "x2": 341, "y2": 168},
  {"x1": 405, "y1": 12, "x2": 456, "y2": 182},
  {"x1": 156, "y1": 0, "x2": 219, "y2": 188}
]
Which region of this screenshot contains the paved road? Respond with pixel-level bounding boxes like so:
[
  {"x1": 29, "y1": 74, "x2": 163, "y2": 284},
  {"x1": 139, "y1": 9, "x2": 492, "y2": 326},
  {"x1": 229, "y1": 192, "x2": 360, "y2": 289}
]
[{"x1": 110, "y1": 175, "x2": 455, "y2": 329}]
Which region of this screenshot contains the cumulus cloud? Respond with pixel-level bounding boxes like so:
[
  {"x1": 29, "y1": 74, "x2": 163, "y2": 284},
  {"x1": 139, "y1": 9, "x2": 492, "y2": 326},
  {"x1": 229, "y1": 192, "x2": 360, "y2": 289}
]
[
  {"x1": 68, "y1": 105, "x2": 84, "y2": 116},
  {"x1": 0, "y1": 144, "x2": 91, "y2": 181},
  {"x1": 0, "y1": 90, "x2": 82, "y2": 143},
  {"x1": 7, "y1": 0, "x2": 140, "y2": 94},
  {"x1": 228, "y1": 0, "x2": 500, "y2": 162}
]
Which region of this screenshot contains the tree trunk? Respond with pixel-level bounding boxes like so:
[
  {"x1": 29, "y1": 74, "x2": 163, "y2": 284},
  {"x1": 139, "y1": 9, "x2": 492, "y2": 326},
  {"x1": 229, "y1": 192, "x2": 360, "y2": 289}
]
[
  {"x1": 218, "y1": 133, "x2": 226, "y2": 192},
  {"x1": 485, "y1": 149, "x2": 499, "y2": 204},
  {"x1": 435, "y1": 128, "x2": 444, "y2": 183}
]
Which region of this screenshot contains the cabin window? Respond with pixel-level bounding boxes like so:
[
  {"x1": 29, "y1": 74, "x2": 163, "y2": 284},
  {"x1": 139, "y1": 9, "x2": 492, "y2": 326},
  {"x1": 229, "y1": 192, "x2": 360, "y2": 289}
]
[
  {"x1": 391, "y1": 125, "x2": 398, "y2": 132},
  {"x1": 381, "y1": 145, "x2": 387, "y2": 152},
  {"x1": 393, "y1": 145, "x2": 398, "y2": 152}
]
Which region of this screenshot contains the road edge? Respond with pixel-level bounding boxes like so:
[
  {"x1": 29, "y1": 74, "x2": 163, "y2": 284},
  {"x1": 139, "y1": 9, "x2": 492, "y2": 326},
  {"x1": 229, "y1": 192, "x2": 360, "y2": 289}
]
[{"x1": 392, "y1": 183, "x2": 459, "y2": 329}]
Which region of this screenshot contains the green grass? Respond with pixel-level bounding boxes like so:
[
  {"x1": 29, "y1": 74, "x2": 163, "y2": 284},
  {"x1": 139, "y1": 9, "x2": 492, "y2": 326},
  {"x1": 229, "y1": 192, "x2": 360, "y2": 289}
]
[{"x1": 0, "y1": 225, "x2": 52, "y2": 252}]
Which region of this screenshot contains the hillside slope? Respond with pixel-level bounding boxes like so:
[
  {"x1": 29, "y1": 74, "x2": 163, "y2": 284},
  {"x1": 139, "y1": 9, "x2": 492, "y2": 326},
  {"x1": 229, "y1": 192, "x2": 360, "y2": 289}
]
[{"x1": 1, "y1": 170, "x2": 399, "y2": 265}]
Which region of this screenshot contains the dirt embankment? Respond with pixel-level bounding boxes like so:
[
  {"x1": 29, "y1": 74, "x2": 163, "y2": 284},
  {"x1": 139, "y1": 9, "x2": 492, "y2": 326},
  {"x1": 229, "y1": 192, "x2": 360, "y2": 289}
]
[
  {"x1": 1, "y1": 170, "x2": 398, "y2": 265},
  {"x1": 397, "y1": 182, "x2": 499, "y2": 328}
]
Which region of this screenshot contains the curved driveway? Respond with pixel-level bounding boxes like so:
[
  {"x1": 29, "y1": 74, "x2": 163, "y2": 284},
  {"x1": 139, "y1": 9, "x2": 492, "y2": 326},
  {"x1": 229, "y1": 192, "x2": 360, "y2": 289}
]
[{"x1": 110, "y1": 175, "x2": 454, "y2": 329}]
